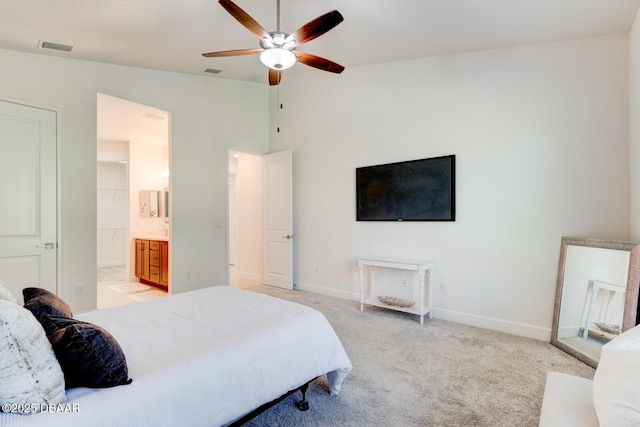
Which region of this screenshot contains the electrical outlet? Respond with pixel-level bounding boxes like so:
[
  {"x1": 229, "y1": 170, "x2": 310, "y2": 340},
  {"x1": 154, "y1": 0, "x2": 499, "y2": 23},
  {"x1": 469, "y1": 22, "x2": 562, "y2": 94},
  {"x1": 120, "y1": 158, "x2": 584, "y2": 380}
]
[
  {"x1": 186, "y1": 271, "x2": 192, "y2": 279},
  {"x1": 440, "y1": 282, "x2": 447, "y2": 293},
  {"x1": 76, "y1": 284, "x2": 85, "y2": 295}
]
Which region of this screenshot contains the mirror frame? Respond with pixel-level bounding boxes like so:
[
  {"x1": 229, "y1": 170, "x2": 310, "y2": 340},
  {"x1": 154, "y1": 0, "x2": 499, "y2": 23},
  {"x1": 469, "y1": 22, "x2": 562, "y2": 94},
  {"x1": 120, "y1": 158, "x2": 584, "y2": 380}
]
[{"x1": 551, "y1": 236, "x2": 640, "y2": 367}]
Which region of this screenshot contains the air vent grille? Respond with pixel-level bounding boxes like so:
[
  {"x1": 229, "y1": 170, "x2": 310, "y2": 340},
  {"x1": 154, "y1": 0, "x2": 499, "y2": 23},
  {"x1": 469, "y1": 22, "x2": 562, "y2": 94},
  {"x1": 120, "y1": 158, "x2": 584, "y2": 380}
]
[
  {"x1": 204, "y1": 68, "x2": 222, "y2": 74},
  {"x1": 40, "y1": 41, "x2": 73, "y2": 52}
]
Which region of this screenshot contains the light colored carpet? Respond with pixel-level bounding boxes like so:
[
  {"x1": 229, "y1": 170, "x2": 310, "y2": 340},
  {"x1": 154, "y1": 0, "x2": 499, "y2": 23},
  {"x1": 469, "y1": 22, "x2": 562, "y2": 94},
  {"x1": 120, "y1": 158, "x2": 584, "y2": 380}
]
[{"x1": 241, "y1": 285, "x2": 595, "y2": 427}]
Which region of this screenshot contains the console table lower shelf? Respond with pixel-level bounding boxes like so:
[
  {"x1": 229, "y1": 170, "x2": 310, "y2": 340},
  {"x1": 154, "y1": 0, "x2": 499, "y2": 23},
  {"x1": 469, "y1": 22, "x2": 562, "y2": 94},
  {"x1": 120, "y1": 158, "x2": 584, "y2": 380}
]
[
  {"x1": 362, "y1": 297, "x2": 430, "y2": 319},
  {"x1": 358, "y1": 257, "x2": 434, "y2": 325}
]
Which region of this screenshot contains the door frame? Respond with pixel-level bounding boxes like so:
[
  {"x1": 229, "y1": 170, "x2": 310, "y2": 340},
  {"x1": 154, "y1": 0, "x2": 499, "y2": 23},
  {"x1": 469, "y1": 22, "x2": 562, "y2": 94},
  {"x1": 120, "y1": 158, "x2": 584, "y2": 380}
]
[
  {"x1": 225, "y1": 148, "x2": 293, "y2": 289},
  {"x1": 0, "y1": 96, "x2": 63, "y2": 294},
  {"x1": 226, "y1": 147, "x2": 264, "y2": 287}
]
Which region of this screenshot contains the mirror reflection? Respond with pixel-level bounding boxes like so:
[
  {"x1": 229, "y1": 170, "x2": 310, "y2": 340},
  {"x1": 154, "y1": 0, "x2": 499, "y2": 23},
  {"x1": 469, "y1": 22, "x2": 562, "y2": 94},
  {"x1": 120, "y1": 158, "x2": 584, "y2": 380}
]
[
  {"x1": 139, "y1": 189, "x2": 169, "y2": 218},
  {"x1": 551, "y1": 237, "x2": 640, "y2": 367}
]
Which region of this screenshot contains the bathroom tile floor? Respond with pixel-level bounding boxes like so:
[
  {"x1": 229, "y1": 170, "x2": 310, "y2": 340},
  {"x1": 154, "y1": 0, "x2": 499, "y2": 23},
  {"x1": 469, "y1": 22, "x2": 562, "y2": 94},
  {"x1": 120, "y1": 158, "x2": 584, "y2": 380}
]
[
  {"x1": 97, "y1": 266, "x2": 167, "y2": 309},
  {"x1": 97, "y1": 265, "x2": 261, "y2": 310}
]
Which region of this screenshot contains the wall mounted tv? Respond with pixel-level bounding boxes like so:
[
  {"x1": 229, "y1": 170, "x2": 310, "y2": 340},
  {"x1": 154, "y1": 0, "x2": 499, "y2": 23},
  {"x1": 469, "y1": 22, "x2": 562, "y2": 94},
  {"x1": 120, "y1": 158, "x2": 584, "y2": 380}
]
[{"x1": 356, "y1": 154, "x2": 455, "y2": 221}]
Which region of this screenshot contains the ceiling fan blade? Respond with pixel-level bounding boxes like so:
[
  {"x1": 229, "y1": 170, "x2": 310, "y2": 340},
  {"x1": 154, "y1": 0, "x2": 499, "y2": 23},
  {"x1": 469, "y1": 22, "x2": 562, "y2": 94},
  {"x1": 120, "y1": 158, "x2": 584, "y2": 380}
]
[
  {"x1": 296, "y1": 52, "x2": 345, "y2": 74},
  {"x1": 286, "y1": 10, "x2": 344, "y2": 48},
  {"x1": 268, "y1": 69, "x2": 282, "y2": 86},
  {"x1": 218, "y1": 0, "x2": 272, "y2": 42},
  {"x1": 202, "y1": 48, "x2": 263, "y2": 58}
]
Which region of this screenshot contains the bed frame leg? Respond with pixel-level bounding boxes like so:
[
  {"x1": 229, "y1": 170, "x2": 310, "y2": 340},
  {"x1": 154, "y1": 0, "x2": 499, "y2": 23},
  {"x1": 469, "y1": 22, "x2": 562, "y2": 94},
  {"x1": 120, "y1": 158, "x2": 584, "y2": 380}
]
[{"x1": 296, "y1": 383, "x2": 310, "y2": 411}]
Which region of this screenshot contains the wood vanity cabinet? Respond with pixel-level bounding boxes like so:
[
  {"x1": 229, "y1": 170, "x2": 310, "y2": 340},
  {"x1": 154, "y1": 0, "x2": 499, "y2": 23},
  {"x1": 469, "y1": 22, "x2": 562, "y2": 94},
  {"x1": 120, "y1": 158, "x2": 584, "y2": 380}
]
[{"x1": 135, "y1": 239, "x2": 169, "y2": 291}]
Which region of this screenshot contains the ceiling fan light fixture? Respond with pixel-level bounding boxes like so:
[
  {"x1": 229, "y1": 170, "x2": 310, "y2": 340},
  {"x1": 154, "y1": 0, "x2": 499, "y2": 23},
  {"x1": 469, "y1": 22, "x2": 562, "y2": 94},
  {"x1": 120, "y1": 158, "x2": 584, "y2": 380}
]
[{"x1": 260, "y1": 48, "x2": 296, "y2": 70}]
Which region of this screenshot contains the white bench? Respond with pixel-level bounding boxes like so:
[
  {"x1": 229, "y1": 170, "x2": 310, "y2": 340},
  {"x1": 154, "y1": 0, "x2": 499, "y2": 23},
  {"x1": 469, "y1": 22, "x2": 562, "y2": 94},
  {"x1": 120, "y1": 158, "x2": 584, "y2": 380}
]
[{"x1": 538, "y1": 372, "x2": 597, "y2": 427}]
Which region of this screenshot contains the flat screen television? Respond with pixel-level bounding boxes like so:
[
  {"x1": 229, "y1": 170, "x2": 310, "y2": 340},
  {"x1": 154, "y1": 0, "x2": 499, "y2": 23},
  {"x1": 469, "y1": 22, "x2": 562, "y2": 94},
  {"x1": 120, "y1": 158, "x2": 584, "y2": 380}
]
[{"x1": 356, "y1": 155, "x2": 455, "y2": 221}]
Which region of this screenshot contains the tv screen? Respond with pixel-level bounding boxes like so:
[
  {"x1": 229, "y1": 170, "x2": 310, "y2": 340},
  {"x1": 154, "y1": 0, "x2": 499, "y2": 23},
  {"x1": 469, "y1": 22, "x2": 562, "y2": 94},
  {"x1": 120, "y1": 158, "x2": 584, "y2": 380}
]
[{"x1": 356, "y1": 155, "x2": 455, "y2": 221}]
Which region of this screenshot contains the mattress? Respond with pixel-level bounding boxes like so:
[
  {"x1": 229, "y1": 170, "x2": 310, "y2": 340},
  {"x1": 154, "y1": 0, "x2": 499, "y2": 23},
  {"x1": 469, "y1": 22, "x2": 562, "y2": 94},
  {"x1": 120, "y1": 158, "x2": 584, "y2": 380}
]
[{"x1": 0, "y1": 286, "x2": 352, "y2": 427}]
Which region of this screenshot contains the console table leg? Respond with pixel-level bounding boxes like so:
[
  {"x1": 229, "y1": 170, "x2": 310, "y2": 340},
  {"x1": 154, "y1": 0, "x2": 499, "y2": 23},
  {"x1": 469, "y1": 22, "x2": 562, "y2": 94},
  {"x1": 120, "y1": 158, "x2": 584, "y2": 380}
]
[
  {"x1": 359, "y1": 264, "x2": 364, "y2": 312},
  {"x1": 419, "y1": 270, "x2": 426, "y2": 325}
]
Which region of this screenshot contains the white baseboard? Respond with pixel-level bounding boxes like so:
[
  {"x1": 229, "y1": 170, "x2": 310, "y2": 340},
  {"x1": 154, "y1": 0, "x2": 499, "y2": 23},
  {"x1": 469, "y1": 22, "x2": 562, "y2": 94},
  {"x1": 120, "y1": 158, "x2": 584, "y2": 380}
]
[
  {"x1": 432, "y1": 308, "x2": 551, "y2": 341},
  {"x1": 294, "y1": 281, "x2": 551, "y2": 341},
  {"x1": 97, "y1": 261, "x2": 125, "y2": 268},
  {"x1": 294, "y1": 282, "x2": 358, "y2": 301}
]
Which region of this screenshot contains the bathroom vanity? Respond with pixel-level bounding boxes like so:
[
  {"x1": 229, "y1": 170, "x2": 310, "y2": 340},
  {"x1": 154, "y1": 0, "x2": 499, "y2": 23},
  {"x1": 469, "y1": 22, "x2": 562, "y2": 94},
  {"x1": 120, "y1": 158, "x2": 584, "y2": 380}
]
[{"x1": 135, "y1": 238, "x2": 169, "y2": 291}]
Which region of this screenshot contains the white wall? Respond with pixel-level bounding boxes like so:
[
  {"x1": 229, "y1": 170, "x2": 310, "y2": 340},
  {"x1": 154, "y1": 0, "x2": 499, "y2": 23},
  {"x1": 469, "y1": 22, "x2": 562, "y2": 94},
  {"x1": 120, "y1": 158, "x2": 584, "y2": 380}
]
[
  {"x1": 96, "y1": 160, "x2": 128, "y2": 269},
  {"x1": 0, "y1": 48, "x2": 268, "y2": 312},
  {"x1": 631, "y1": 9, "x2": 640, "y2": 240},
  {"x1": 269, "y1": 35, "x2": 630, "y2": 339}
]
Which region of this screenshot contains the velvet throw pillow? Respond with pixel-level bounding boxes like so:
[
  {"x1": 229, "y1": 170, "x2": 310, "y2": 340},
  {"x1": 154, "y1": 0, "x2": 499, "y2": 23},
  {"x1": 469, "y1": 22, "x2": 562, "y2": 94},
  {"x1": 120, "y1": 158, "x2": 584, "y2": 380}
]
[
  {"x1": 46, "y1": 315, "x2": 132, "y2": 389},
  {"x1": 22, "y1": 287, "x2": 73, "y2": 337}
]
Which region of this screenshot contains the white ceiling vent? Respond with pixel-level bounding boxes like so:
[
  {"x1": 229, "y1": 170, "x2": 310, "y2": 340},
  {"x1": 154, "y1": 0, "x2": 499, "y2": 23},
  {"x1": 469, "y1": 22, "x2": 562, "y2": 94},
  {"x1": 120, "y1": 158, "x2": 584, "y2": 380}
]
[{"x1": 39, "y1": 40, "x2": 73, "y2": 52}]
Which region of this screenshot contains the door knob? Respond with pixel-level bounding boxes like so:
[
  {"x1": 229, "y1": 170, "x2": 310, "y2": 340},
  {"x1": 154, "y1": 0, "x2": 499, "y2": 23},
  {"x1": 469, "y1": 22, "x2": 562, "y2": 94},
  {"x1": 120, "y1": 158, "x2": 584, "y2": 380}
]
[
  {"x1": 35, "y1": 242, "x2": 55, "y2": 249},
  {"x1": 282, "y1": 235, "x2": 292, "y2": 239}
]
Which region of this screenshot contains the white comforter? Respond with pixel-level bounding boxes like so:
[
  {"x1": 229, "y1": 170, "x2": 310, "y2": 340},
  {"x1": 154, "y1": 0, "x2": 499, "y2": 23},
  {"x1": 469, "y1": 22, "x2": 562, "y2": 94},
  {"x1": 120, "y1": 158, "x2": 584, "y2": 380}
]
[{"x1": 0, "y1": 286, "x2": 352, "y2": 427}]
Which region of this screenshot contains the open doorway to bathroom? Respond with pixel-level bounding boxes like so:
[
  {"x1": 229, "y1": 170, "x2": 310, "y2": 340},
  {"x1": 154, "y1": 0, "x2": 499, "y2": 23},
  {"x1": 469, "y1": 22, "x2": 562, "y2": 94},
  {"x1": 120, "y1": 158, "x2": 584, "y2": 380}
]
[
  {"x1": 97, "y1": 93, "x2": 171, "y2": 308},
  {"x1": 228, "y1": 150, "x2": 263, "y2": 290}
]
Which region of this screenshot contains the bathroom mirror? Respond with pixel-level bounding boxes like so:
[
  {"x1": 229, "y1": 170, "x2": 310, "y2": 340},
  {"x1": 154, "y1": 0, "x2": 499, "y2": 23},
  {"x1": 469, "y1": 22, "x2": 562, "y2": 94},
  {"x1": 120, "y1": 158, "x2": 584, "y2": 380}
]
[
  {"x1": 551, "y1": 236, "x2": 640, "y2": 367},
  {"x1": 139, "y1": 190, "x2": 169, "y2": 218}
]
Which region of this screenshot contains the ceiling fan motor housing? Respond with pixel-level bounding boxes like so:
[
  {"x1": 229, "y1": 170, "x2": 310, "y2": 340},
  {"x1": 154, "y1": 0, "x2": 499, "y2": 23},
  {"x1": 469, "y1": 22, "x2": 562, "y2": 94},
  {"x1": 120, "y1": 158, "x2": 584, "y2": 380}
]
[{"x1": 259, "y1": 32, "x2": 297, "y2": 70}]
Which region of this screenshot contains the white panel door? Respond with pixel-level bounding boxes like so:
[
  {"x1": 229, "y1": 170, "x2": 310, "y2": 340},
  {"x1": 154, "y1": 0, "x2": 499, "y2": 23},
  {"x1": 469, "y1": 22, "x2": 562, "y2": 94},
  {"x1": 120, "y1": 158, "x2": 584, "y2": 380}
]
[
  {"x1": 0, "y1": 100, "x2": 57, "y2": 302},
  {"x1": 262, "y1": 150, "x2": 292, "y2": 289}
]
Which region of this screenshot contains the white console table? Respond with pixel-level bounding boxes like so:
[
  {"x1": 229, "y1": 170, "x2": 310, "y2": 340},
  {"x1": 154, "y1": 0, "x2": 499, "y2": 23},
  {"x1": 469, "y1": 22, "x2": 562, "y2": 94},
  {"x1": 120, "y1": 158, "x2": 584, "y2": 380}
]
[{"x1": 358, "y1": 257, "x2": 434, "y2": 325}]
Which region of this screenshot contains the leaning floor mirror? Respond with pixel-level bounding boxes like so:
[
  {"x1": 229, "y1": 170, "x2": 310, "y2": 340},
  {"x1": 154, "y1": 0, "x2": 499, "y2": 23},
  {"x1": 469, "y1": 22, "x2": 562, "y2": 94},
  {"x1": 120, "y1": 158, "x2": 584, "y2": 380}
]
[{"x1": 551, "y1": 237, "x2": 640, "y2": 368}]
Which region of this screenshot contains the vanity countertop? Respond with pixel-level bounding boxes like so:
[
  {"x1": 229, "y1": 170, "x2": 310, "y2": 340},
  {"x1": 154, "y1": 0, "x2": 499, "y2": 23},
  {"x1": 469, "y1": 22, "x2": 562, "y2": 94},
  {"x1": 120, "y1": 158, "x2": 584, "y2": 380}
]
[{"x1": 134, "y1": 236, "x2": 169, "y2": 242}]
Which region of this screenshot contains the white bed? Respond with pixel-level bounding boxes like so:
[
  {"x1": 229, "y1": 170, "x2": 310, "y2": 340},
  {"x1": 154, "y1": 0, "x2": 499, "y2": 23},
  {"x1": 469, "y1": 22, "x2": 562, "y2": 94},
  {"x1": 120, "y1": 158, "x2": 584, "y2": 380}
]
[{"x1": 0, "y1": 286, "x2": 352, "y2": 427}]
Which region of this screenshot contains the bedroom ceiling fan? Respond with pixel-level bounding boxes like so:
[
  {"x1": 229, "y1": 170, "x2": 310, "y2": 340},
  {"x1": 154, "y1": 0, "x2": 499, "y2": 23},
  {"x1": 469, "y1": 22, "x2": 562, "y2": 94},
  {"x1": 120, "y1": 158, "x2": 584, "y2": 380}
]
[{"x1": 202, "y1": 0, "x2": 345, "y2": 85}]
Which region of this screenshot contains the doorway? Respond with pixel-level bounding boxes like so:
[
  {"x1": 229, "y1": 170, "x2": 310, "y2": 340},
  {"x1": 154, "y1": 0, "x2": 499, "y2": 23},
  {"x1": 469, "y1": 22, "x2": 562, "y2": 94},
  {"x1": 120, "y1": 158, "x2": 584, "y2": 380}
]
[
  {"x1": 228, "y1": 150, "x2": 263, "y2": 289},
  {"x1": 228, "y1": 149, "x2": 293, "y2": 290},
  {"x1": 97, "y1": 94, "x2": 170, "y2": 308}
]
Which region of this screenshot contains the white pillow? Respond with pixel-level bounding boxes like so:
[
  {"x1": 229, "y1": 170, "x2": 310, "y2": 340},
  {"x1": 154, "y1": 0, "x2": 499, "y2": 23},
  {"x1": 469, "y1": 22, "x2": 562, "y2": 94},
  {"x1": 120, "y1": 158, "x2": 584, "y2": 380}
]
[
  {"x1": 592, "y1": 324, "x2": 640, "y2": 427},
  {"x1": 0, "y1": 283, "x2": 18, "y2": 304},
  {"x1": 0, "y1": 300, "x2": 65, "y2": 412}
]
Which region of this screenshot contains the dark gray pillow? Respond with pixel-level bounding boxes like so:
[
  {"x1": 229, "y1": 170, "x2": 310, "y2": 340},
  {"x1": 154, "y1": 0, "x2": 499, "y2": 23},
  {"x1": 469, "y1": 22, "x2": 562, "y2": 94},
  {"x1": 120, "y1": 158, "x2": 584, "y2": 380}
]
[
  {"x1": 23, "y1": 287, "x2": 73, "y2": 337},
  {"x1": 46, "y1": 315, "x2": 132, "y2": 389}
]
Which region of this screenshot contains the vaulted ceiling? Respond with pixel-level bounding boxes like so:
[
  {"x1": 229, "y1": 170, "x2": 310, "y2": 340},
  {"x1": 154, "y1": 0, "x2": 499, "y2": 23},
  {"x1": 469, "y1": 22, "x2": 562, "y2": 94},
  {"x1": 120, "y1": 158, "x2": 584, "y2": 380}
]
[{"x1": 2, "y1": 1, "x2": 639, "y2": 85}]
